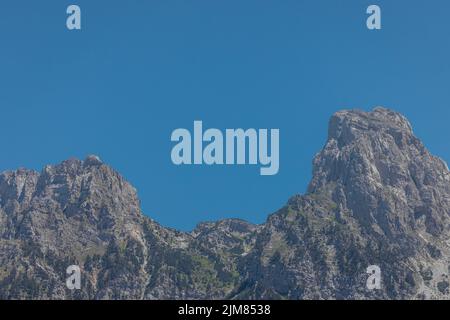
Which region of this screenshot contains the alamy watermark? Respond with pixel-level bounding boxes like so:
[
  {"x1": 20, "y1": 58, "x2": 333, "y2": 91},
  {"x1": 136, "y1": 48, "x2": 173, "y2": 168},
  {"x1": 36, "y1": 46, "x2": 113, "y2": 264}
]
[
  {"x1": 367, "y1": 5, "x2": 382, "y2": 30},
  {"x1": 66, "y1": 265, "x2": 81, "y2": 290},
  {"x1": 64, "y1": 4, "x2": 382, "y2": 32},
  {"x1": 171, "y1": 121, "x2": 279, "y2": 176},
  {"x1": 366, "y1": 265, "x2": 382, "y2": 290}
]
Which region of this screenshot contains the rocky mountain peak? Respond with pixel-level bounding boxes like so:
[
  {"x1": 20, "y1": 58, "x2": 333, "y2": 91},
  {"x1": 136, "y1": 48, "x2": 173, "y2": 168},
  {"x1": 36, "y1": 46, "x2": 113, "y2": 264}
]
[
  {"x1": 310, "y1": 107, "x2": 447, "y2": 192},
  {"x1": 84, "y1": 155, "x2": 103, "y2": 167},
  {"x1": 327, "y1": 107, "x2": 414, "y2": 146},
  {"x1": 308, "y1": 107, "x2": 450, "y2": 238},
  {"x1": 0, "y1": 156, "x2": 143, "y2": 247},
  {"x1": 1, "y1": 109, "x2": 450, "y2": 300}
]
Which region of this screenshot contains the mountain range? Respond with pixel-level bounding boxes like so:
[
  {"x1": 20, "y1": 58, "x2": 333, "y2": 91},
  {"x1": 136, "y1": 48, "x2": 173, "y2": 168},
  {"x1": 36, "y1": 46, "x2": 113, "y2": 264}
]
[{"x1": 1, "y1": 107, "x2": 449, "y2": 299}]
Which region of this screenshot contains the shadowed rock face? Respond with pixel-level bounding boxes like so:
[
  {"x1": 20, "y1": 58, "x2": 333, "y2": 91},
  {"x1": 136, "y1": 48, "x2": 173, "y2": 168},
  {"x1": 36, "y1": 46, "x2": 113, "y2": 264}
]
[{"x1": 0, "y1": 108, "x2": 449, "y2": 300}]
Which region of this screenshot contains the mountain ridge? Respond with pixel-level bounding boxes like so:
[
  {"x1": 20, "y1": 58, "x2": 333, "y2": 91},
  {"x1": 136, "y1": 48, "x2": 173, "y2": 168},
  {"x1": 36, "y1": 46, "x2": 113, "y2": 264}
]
[{"x1": 1, "y1": 107, "x2": 449, "y2": 299}]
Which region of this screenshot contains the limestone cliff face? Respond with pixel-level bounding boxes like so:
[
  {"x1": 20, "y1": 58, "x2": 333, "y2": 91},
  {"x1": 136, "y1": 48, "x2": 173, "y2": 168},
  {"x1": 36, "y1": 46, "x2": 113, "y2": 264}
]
[
  {"x1": 310, "y1": 107, "x2": 450, "y2": 238},
  {"x1": 232, "y1": 108, "x2": 450, "y2": 299},
  {"x1": 1, "y1": 108, "x2": 449, "y2": 299}
]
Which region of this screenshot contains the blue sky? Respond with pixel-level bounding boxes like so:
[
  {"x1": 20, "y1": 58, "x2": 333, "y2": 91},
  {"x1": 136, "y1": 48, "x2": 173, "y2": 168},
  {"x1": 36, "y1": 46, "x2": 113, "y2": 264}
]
[{"x1": 0, "y1": 1, "x2": 449, "y2": 230}]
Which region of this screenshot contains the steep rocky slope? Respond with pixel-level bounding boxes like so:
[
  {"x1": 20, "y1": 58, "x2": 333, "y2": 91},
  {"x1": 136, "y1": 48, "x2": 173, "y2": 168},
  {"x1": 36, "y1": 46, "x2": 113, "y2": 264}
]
[
  {"x1": 0, "y1": 107, "x2": 449, "y2": 299},
  {"x1": 233, "y1": 108, "x2": 450, "y2": 299}
]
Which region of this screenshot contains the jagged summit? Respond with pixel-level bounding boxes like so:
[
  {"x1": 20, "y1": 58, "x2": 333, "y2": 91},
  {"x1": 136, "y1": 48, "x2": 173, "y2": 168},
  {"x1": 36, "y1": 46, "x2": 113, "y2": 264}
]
[
  {"x1": 328, "y1": 107, "x2": 414, "y2": 144},
  {"x1": 310, "y1": 107, "x2": 447, "y2": 192},
  {"x1": 309, "y1": 107, "x2": 449, "y2": 238},
  {"x1": 84, "y1": 155, "x2": 103, "y2": 166},
  {"x1": 1, "y1": 109, "x2": 449, "y2": 300}
]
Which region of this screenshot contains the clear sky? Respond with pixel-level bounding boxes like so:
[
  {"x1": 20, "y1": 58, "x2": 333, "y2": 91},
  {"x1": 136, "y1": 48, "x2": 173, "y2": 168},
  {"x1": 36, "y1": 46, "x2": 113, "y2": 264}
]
[{"x1": 0, "y1": 1, "x2": 449, "y2": 230}]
